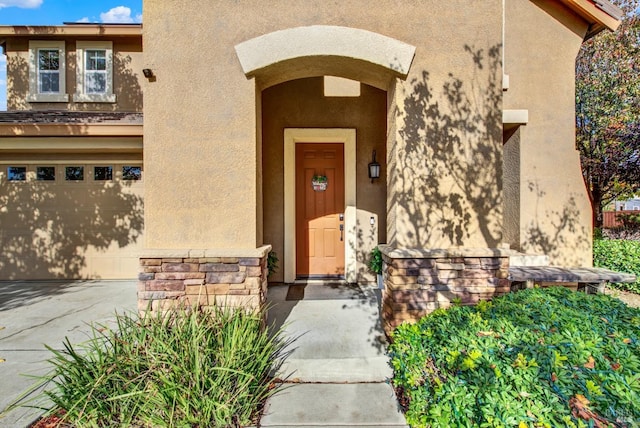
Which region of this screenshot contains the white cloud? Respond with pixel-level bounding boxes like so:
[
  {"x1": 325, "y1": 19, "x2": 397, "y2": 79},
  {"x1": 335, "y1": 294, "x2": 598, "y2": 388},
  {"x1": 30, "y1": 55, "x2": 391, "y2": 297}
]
[
  {"x1": 100, "y1": 6, "x2": 141, "y2": 23},
  {"x1": 76, "y1": 17, "x2": 91, "y2": 23},
  {"x1": 0, "y1": 0, "x2": 42, "y2": 9}
]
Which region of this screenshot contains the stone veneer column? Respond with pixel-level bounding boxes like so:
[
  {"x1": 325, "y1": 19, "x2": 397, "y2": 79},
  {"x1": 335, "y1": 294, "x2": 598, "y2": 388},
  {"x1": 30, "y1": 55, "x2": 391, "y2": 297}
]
[
  {"x1": 379, "y1": 245, "x2": 512, "y2": 335},
  {"x1": 138, "y1": 246, "x2": 271, "y2": 313}
]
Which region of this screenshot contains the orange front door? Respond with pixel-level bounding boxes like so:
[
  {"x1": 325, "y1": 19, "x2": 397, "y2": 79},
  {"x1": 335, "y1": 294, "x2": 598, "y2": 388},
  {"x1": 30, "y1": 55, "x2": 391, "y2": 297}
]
[{"x1": 295, "y1": 143, "x2": 345, "y2": 278}]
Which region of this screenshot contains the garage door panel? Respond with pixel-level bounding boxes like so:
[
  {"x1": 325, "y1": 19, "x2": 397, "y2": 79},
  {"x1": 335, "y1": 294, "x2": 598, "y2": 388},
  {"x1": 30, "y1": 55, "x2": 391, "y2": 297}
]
[{"x1": 0, "y1": 162, "x2": 144, "y2": 280}]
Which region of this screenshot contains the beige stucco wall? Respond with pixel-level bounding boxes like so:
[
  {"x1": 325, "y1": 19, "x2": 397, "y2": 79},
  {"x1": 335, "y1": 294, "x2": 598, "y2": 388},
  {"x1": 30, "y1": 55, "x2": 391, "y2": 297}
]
[
  {"x1": 384, "y1": 6, "x2": 504, "y2": 249},
  {"x1": 262, "y1": 77, "x2": 387, "y2": 283},
  {"x1": 0, "y1": 151, "x2": 144, "y2": 279},
  {"x1": 5, "y1": 37, "x2": 143, "y2": 112},
  {"x1": 144, "y1": 0, "x2": 505, "y2": 254},
  {"x1": 504, "y1": 0, "x2": 593, "y2": 266}
]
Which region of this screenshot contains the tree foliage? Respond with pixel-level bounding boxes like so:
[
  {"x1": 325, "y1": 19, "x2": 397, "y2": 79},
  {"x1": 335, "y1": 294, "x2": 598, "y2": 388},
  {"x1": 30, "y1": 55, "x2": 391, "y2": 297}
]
[{"x1": 576, "y1": 0, "x2": 640, "y2": 227}]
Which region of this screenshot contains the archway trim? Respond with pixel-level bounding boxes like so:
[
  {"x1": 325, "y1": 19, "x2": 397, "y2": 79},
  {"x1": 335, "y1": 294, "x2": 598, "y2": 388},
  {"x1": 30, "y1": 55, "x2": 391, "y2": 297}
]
[{"x1": 235, "y1": 25, "x2": 415, "y2": 79}]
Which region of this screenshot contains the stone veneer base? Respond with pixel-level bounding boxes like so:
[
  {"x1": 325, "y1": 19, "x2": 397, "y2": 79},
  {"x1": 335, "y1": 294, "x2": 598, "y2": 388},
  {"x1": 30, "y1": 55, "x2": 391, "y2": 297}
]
[
  {"x1": 138, "y1": 246, "x2": 271, "y2": 313},
  {"x1": 379, "y1": 245, "x2": 512, "y2": 335}
]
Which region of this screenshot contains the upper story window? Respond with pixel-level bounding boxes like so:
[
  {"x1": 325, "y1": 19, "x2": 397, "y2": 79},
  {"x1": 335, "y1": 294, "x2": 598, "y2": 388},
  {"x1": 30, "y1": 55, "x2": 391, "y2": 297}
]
[
  {"x1": 38, "y1": 49, "x2": 60, "y2": 92},
  {"x1": 74, "y1": 41, "x2": 115, "y2": 103},
  {"x1": 27, "y1": 41, "x2": 69, "y2": 103}
]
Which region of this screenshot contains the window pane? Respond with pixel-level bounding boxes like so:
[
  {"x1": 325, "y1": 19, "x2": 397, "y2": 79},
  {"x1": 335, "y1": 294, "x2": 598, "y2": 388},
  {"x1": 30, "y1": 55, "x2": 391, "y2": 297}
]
[
  {"x1": 39, "y1": 71, "x2": 60, "y2": 93},
  {"x1": 37, "y1": 166, "x2": 56, "y2": 181},
  {"x1": 122, "y1": 166, "x2": 142, "y2": 180},
  {"x1": 86, "y1": 72, "x2": 106, "y2": 94},
  {"x1": 86, "y1": 50, "x2": 106, "y2": 71},
  {"x1": 94, "y1": 166, "x2": 113, "y2": 180},
  {"x1": 38, "y1": 49, "x2": 59, "y2": 71},
  {"x1": 8, "y1": 166, "x2": 26, "y2": 181},
  {"x1": 65, "y1": 166, "x2": 84, "y2": 181}
]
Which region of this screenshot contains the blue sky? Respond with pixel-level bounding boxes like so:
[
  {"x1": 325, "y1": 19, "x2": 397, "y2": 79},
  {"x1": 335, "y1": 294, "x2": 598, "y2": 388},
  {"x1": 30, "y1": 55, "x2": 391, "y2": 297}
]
[{"x1": 0, "y1": 0, "x2": 142, "y2": 109}]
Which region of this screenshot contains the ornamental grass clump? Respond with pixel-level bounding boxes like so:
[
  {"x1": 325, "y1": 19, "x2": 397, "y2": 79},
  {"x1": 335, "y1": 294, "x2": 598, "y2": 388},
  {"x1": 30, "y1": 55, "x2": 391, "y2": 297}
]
[
  {"x1": 8, "y1": 304, "x2": 288, "y2": 427},
  {"x1": 389, "y1": 286, "x2": 640, "y2": 428}
]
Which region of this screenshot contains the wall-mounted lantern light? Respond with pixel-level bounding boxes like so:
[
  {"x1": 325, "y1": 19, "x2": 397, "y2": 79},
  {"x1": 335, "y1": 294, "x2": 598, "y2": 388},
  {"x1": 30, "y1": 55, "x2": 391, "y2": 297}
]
[
  {"x1": 368, "y1": 150, "x2": 381, "y2": 183},
  {"x1": 142, "y1": 68, "x2": 155, "y2": 79}
]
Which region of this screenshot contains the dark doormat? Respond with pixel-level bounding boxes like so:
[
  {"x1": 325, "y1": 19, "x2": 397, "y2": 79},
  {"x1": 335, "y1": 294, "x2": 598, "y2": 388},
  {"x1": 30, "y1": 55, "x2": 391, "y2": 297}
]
[{"x1": 286, "y1": 284, "x2": 306, "y2": 301}]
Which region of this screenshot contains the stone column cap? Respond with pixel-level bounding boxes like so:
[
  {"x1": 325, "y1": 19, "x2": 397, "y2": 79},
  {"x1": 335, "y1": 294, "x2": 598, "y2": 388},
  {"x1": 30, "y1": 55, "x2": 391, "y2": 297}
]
[
  {"x1": 378, "y1": 245, "x2": 518, "y2": 259},
  {"x1": 140, "y1": 245, "x2": 272, "y2": 259}
]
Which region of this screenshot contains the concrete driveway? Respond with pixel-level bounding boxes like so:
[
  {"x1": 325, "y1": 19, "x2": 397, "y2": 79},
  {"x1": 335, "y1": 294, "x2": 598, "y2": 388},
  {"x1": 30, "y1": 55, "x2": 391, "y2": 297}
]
[{"x1": 0, "y1": 280, "x2": 137, "y2": 427}]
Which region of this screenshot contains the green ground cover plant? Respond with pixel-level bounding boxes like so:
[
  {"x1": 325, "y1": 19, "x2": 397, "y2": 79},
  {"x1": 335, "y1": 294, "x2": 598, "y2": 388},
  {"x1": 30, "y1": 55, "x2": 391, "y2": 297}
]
[
  {"x1": 389, "y1": 287, "x2": 640, "y2": 427},
  {"x1": 6, "y1": 304, "x2": 288, "y2": 427},
  {"x1": 594, "y1": 238, "x2": 640, "y2": 294}
]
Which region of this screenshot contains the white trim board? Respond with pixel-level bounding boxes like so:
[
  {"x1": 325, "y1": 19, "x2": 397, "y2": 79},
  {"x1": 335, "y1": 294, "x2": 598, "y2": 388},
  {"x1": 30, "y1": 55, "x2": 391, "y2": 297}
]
[{"x1": 283, "y1": 128, "x2": 357, "y2": 283}]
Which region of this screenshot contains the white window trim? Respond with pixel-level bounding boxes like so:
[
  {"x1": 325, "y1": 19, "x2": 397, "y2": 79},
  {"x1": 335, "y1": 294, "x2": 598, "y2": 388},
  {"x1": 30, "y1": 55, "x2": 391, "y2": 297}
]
[
  {"x1": 27, "y1": 41, "x2": 69, "y2": 103},
  {"x1": 74, "y1": 41, "x2": 116, "y2": 103}
]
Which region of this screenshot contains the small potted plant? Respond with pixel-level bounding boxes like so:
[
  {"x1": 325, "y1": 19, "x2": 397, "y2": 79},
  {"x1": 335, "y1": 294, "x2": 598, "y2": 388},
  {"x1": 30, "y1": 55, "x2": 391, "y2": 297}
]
[
  {"x1": 311, "y1": 175, "x2": 328, "y2": 191},
  {"x1": 267, "y1": 251, "x2": 279, "y2": 278},
  {"x1": 368, "y1": 246, "x2": 384, "y2": 289}
]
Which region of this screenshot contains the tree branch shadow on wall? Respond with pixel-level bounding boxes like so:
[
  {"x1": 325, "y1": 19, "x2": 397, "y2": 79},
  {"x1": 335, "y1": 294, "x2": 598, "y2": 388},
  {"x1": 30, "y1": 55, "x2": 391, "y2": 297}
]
[
  {"x1": 390, "y1": 44, "x2": 503, "y2": 249},
  {"x1": 521, "y1": 180, "x2": 591, "y2": 266},
  {"x1": 6, "y1": 50, "x2": 142, "y2": 112},
  {"x1": 6, "y1": 55, "x2": 29, "y2": 111},
  {"x1": 113, "y1": 53, "x2": 143, "y2": 112},
  {"x1": 0, "y1": 175, "x2": 144, "y2": 284},
  {"x1": 334, "y1": 45, "x2": 506, "y2": 352}
]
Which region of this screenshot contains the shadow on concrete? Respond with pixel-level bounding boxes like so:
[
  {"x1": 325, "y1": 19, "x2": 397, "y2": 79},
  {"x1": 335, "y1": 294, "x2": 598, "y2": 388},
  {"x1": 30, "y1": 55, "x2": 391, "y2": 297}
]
[
  {"x1": 265, "y1": 284, "x2": 300, "y2": 336},
  {"x1": 266, "y1": 282, "x2": 387, "y2": 357},
  {"x1": 0, "y1": 281, "x2": 83, "y2": 312}
]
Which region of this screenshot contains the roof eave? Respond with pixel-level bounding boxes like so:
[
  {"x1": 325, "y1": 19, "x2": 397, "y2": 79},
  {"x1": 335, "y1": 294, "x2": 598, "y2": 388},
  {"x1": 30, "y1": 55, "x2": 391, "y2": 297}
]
[
  {"x1": 585, "y1": 22, "x2": 608, "y2": 40},
  {"x1": 558, "y1": 0, "x2": 622, "y2": 40},
  {"x1": 0, "y1": 123, "x2": 143, "y2": 138},
  {"x1": 0, "y1": 24, "x2": 142, "y2": 38}
]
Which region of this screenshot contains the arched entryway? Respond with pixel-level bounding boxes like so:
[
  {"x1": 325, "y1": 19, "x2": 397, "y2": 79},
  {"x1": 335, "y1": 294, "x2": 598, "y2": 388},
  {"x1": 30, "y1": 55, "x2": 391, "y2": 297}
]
[{"x1": 235, "y1": 26, "x2": 415, "y2": 283}]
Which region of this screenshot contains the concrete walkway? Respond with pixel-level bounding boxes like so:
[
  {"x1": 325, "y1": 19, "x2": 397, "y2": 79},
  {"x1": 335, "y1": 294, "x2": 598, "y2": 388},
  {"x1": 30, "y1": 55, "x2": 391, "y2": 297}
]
[
  {"x1": 0, "y1": 280, "x2": 137, "y2": 427},
  {"x1": 0, "y1": 280, "x2": 407, "y2": 427},
  {"x1": 260, "y1": 283, "x2": 408, "y2": 428}
]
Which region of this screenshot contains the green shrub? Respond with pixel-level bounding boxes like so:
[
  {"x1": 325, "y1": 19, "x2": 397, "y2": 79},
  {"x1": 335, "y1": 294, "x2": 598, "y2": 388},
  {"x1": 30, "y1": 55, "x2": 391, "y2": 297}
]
[
  {"x1": 368, "y1": 246, "x2": 383, "y2": 275},
  {"x1": 616, "y1": 212, "x2": 640, "y2": 229},
  {"x1": 389, "y1": 287, "x2": 640, "y2": 428},
  {"x1": 593, "y1": 227, "x2": 603, "y2": 240},
  {"x1": 268, "y1": 250, "x2": 279, "y2": 277},
  {"x1": 594, "y1": 238, "x2": 640, "y2": 294},
  {"x1": 7, "y1": 304, "x2": 288, "y2": 427}
]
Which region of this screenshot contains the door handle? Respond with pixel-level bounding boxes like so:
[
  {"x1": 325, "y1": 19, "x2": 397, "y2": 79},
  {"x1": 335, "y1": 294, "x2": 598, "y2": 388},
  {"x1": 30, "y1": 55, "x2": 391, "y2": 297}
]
[
  {"x1": 339, "y1": 213, "x2": 344, "y2": 221},
  {"x1": 339, "y1": 224, "x2": 344, "y2": 241}
]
